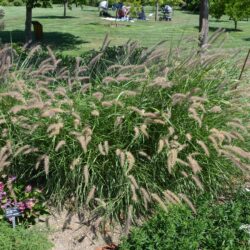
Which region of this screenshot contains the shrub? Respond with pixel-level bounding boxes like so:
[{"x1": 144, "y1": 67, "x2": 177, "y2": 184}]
[
  {"x1": 0, "y1": 0, "x2": 12, "y2": 6},
  {"x1": 0, "y1": 0, "x2": 24, "y2": 6},
  {"x1": 119, "y1": 190, "x2": 250, "y2": 250},
  {"x1": 13, "y1": 0, "x2": 24, "y2": 6},
  {"x1": 0, "y1": 176, "x2": 48, "y2": 225},
  {"x1": 0, "y1": 43, "x2": 249, "y2": 229},
  {"x1": 0, "y1": 221, "x2": 53, "y2": 250}
]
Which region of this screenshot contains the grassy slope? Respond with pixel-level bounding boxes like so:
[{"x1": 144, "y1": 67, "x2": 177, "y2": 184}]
[
  {"x1": 1, "y1": 5, "x2": 250, "y2": 56},
  {"x1": 0, "y1": 221, "x2": 53, "y2": 250}
]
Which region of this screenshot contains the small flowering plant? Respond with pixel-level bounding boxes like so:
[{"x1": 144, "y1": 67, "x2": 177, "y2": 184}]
[{"x1": 0, "y1": 176, "x2": 48, "y2": 225}]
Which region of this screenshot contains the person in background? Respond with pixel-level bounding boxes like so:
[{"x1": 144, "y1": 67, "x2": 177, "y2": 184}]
[
  {"x1": 99, "y1": 1, "x2": 109, "y2": 16},
  {"x1": 163, "y1": 4, "x2": 173, "y2": 21},
  {"x1": 164, "y1": 5, "x2": 172, "y2": 14},
  {"x1": 138, "y1": 6, "x2": 146, "y2": 20}
]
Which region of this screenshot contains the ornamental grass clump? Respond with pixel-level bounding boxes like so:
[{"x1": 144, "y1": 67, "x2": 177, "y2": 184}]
[{"x1": 0, "y1": 41, "x2": 249, "y2": 231}]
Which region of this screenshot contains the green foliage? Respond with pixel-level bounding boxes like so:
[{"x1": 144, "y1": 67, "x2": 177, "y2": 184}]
[
  {"x1": 0, "y1": 43, "x2": 249, "y2": 225},
  {"x1": 149, "y1": 0, "x2": 183, "y2": 9},
  {"x1": 165, "y1": 0, "x2": 183, "y2": 6},
  {"x1": 210, "y1": 0, "x2": 226, "y2": 20},
  {"x1": 0, "y1": 221, "x2": 53, "y2": 250},
  {"x1": 0, "y1": 0, "x2": 25, "y2": 6},
  {"x1": 225, "y1": 0, "x2": 250, "y2": 30},
  {"x1": 24, "y1": 0, "x2": 52, "y2": 9},
  {"x1": 124, "y1": 0, "x2": 142, "y2": 18},
  {"x1": 210, "y1": 0, "x2": 250, "y2": 29},
  {"x1": 13, "y1": 0, "x2": 24, "y2": 6},
  {"x1": 119, "y1": 190, "x2": 250, "y2": 250},
  {"x1": 183, "y1": 0, "x2": 200, "y2": 12}
]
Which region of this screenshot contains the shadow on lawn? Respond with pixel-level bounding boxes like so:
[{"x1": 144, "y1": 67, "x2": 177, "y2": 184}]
[
  {"x1": 194, "y1": 25, "x2": 242, "y2": 32},
  {"x1": 243, "y1": 37, "x2": 250, "y2": 41},
  {"x1": 33, "y1": 15, "x2": 78, "y2": 19},
  {"x1": 0, "y1": 29, "x2": 88, "y2": 50},
  {"x1": 210, "y1": 19, "x2": 230, "y2": 23}
]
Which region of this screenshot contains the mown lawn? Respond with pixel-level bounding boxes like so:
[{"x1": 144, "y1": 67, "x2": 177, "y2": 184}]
[{"x1": 1, "y1": 5, "x2": 250, "y2": 56}]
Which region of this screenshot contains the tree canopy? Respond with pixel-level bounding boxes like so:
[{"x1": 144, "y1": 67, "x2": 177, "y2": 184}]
[{"x1": 210, "y1": 0, "x2": 250, "y2": 30}]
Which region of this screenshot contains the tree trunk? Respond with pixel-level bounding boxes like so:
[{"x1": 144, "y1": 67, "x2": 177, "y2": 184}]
[
  {"x1": 234, "y1": 19, "x2": 237, "y2": 30},
  {"x1": 155, "y1": 0, "x2": 159, "y2": 21},
  {"x1": 25, "y1": 6, "x2": 33, "y2": 44},
  {"x1": 63, "y1": 0, "x2": 67, "y2": 17},
  {"x1": 199, "y1": 0, "x2": 209, "y2": 48}
]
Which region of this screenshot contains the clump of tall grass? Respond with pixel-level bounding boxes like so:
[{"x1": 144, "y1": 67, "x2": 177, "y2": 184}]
[{"x1": 0, "y1": 41, "x2": 249, "y2": 231}]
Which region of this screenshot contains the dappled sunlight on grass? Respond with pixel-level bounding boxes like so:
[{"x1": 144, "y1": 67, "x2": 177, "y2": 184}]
[{"x1": 1, "y1": 5, "x2": 250, "y2": 55}]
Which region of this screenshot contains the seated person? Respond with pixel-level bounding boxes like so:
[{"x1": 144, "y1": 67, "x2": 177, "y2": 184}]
[
  {"x1": 99, "y1": 0, "x2": 108, "y2": 11},
  {"x1": 164, "y1": 5, "x2": 173, "y2": 14},
  {"x1": 99, "y1": 1, "x2": 110, "y2": 16},
  {"x1": 117, "y1": 5, "x2": 130, "y2": 19},
  {"x1": 138, "y1": 6, "x2": 146, "y2": 20}
]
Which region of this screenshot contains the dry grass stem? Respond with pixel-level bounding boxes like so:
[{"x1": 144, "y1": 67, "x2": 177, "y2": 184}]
[
  {"x1": 55, "y1": 140, "x2": 66, "y2": 152},
  {"x1": 124, "y1": 205, "x2": 133, "y2": 236},
  {"x1": 126, "y1": 151, "x2": 135, "y2": 173},
  {"x1": 86, "y1": 186, "x2": 96, "y2": 206},
  {"x1": 191, "y1": 175, "x2": 204, "y2": 191},
  {"x1": 134, "y1": 127, "x2": 140, "y2": 140},
  {"x1": 44, "y1": 155, "x2": 50, "y2": 176},
  {"x1": 70, "y1": 157, "x2": 81, "y2": 170},
  {"x1": 179, "y1": 193, "x2": 197, "y2": 214},
  {"x1": 187, "y1": 154, "x2": 202, "y2": 174},
  {"x1": 167, "y1": 149, "x2": 178, "y2": 174},
  {"x1": 196, "y1": 140, "x2": 210, "y2": 156},
  {"x1": 226, "y1": 121, "x2": 247, "y2": 133},
  {"x1": 140, "y1": 124, "x2": 149, "y2": 138},
  {"x1": 92, "y1": 91, "x2": 104, "y2": 101},
  {"x1": 164, "y1": 190, "x2": 181, "y2": 204},
  {"x1": 98, "y1": 143, "x2": 106, "y2": 156},
  {"x1": 210, "y1": 106, "x2": 222, "y2": 113},
  {"x1": 223, "y1": 145, "x2": 250, "y2": 160},
  {"x1": 84, "y1": 164, "x2": 89, "y2": 187},
  {"x1": 151, "y1": 193, "x2": 168, "y2": 212},
  {"x1": 139, "y1": 151, "x2": 151, "y2": 160},
  {"x1": 128, "y1": 175, "x2": 139, "y2": 189},
  {"x1": 116, "y1": 149, "x2": 125, "y2": 167},
  {"x1": 130, "y1": 184, "x2": 138, "y2": 202},
  {"x1": 14, "y1": 145, "x2": 30, "y2": 157},
  {"x1": 91, "y1": 110, "x2": 100, "y2": 117}
]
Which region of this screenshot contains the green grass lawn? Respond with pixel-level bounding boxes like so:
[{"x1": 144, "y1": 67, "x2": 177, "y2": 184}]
[{"x1": 0, "y1": 5, "x2": 250, "y2": 56}]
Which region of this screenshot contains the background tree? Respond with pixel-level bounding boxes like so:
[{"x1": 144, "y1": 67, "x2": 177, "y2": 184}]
[
  {"x1": 210, "y1": 0, "x2": 250, "y2": 30},
  {"x1": 183, "y1": 0, "x2": 199, "y2": 12},
  {"x1": 210, "y1": 0, "x2": 226, "y2": 20},
  {"x1": 124, "y1": 0, "x2": 142, "y2": 18},
  {"x1": 199, "y1": 0, "x2": 209, "y2": 48},
  {"x1": 63, "y1": 0, "x2": 68, "y2": 17},
  {"x1": 54, "y1": 0, "x2": 86, "y2": 17},
  {"x1": 24, "y1": 0, "x2": 52, "y2": 44},
  {"x1": 225, "y1": 0, "x2": 250, "y2": 30}
]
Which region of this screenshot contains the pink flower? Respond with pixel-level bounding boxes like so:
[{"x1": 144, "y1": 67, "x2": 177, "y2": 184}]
[
  {"x1": 0, "y1": 191, "x2": 6, "y2": 201},
  {"x1": 16, "y1": 202, "x2": 26, "y2": 212},
  {"x1": 25, "y1": 185, "x2": 32, "y2": 193},
  {"x1": 25, "y1": 199, "x2": 35, "y2": 209},
  {"x1": 0, "y1": 182, "x2": 4, "y2": 192}
]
